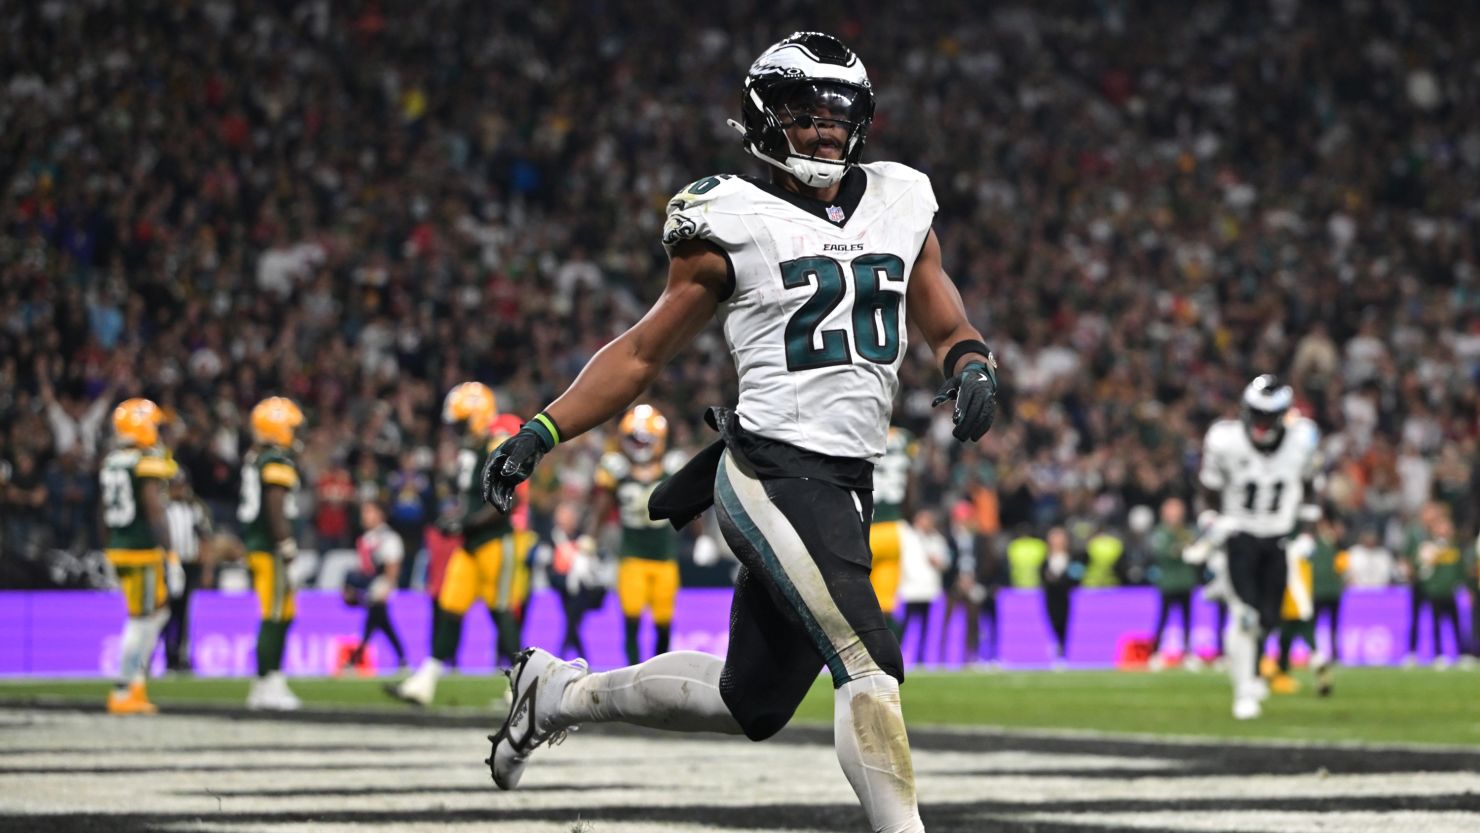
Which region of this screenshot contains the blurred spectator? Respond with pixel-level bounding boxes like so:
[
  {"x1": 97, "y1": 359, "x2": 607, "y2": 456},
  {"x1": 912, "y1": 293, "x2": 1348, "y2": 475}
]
[
  {"x1": 2, "y1": 452, "x2": 49, "y2": 556},
  {"x1": 45, "y1": 450, "x2": 95, "y2": 552},
  {"x1": 1040, "y1": 527, "x2": 1085, "y2": 667},
  {"x1": 1415, "y1": 515, "x2": 1471, "y2": 668},
  {"x1": 1400, "y1": 503, "x2": 1446, "y2": 663},
  {"x1": 1148, "y1": 498, "x2": 1197, "y2": 669},
  {"x1": 1345, "y1": 527, "x2": 1396, "y2": 589},
  {"x1": 1309, "y1": 518, "x2": 1346, "y2": 663},
  {"x1": 313, "y1": 458, "x2": 356, "y2": 551},
  {"x1": 897, "y1": 509, "x2": 947, "y2": 666},
  {"x1": 385, "y1": 451, "x2": 432, "y2": 589},
  {"x1": 545, "y1": 502, "x2": 605, "y2": 660},
  {"x1": 345, "y1": 501, "x2": 408, "y2": 670}
]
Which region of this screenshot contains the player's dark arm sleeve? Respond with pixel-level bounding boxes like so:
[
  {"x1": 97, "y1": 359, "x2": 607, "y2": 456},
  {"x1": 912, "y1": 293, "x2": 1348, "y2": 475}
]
[
  {"x1": 264, "y1": 484, "x2": 291, "y2": 544},
  {"x1": 141, "y1": 479, "x2": 171, "y2": 553}
]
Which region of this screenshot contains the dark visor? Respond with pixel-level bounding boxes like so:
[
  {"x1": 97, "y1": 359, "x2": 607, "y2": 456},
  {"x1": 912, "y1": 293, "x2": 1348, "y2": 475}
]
[
  {"x1": 777, "y1": 82, "x2": 869, "y2": 126},
  {"x1": 1247, "y1": 409, "x2": 1282, "y2": 430}
]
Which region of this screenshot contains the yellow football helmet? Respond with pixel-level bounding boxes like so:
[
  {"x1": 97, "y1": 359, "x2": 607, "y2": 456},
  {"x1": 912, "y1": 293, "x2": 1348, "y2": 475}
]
[
  {"x1": 250, "y1": 397, "x2": 304, "y2": 447},
  {"x1": 113, "y1": 398, "x2": 165, "y2": 447},
  {"x1": 619, "y1": 404, "x2": 668, "y2": 464},
  {"x1": 443, "y1": 382, "x2": 497, "y2": 437}
]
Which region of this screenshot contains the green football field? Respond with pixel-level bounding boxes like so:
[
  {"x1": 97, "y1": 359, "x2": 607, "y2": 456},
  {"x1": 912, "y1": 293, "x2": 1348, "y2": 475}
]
[{"x1": 4, "y1": 665, "x2": 1477, "y2": 748}]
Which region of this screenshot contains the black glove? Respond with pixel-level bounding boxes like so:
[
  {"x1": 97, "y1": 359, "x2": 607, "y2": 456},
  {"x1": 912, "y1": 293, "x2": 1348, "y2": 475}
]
[
  {"x1": 480, "y1": 427, "x2": 548, "y2": 512},
  {"x1": 932, "y1": 357, "x2": 998, "y2": 442}
]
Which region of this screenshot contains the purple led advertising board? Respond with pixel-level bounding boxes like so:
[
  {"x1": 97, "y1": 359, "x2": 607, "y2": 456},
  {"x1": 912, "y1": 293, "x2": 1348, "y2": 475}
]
[{"x1": 0, "y1": 587, "x2": 1468, "y2": 677}]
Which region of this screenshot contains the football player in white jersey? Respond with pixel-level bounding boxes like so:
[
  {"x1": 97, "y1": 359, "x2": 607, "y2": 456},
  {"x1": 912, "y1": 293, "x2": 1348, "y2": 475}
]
[
  {"x1": 1195, "y1": 375, "x2": 1322, "y2": 720},
  {"x1": 480, "y1": 32, "x2": 998, "y2": 832}
]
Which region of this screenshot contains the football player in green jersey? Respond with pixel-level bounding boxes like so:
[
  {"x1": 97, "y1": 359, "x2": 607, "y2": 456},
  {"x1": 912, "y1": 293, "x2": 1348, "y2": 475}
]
[
  {"x1": 869, "y1": 426, "x2": 916, "y2": 632},
  {"x1": 240, "y1": 397, "x2": 305, "y2": 710},
  {"x1": 590, "y1": 405, "x2": 685, "y2": 665},
  {"x1": 101, "y1": 398, "x2": 175, "y2": 714}
]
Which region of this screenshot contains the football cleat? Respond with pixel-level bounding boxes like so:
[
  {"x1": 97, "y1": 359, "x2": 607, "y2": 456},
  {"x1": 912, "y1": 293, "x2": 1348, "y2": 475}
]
[
  {"x1": 107, "y1": 682, "x2": 158, "y2": 715},
  {"x1": 1233, "y1": 696, "x2": 1262, "y2": 721},
  {"x1": 247, "y1": 672, "x2": 301, "y2": 711},
  {"x1": 386, "y1": 660, "x2": 439, "y2": 707},
  {"x1": 1269, "y1": 673, "x2": 1300, "y2": 695},
  {"x1": 486, "y1": 648, "x2": 588, "y2": 790}
]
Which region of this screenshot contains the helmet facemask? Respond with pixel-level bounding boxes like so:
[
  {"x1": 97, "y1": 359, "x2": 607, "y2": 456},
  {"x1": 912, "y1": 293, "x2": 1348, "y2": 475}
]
[
  {"x1": 1240, "y1": 374, "x2": 1292, "y2": 451},
  {"x1": 733, "y1": 32, "x2": 874, "y2": 190},
  {"x1": 744, "y1": 81, "x2": 872, "y2": 188}
]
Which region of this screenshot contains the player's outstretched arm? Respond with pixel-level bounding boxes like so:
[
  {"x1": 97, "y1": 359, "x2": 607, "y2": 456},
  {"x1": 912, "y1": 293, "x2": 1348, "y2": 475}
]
[
  {"x1": 907, "y1": 229, "x2": 998, "y2": 441},
  {"x1": 482, "y1": 240, "x2": 728, "y2": 510},
  {"x1": 546, "y1": 239, "x2": 725, "y2": 438}
]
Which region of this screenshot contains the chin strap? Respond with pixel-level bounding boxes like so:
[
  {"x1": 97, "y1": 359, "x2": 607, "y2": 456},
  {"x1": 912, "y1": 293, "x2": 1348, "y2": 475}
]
[{"x1": 732, "y1": 119, "x2": 848, "y2": 188}]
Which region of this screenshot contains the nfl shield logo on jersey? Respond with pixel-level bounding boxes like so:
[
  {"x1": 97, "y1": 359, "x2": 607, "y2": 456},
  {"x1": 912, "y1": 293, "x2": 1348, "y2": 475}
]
[{"x1": 826, "y1": 205, "x2": 845, "y2": 222}]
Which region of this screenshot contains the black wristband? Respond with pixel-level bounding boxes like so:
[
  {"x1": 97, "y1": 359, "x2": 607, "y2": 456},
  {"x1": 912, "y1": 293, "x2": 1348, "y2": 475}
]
[{"x1": 943, "y1": 339, "x2": 992, "y2": 378}]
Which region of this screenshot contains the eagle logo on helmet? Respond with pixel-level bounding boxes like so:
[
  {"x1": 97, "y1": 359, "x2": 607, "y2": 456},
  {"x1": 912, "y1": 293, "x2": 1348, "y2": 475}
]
[
  {"x1": 1240, "y1": 374, "x2": 1293, "y2": 452},
  {"x1": 728, "y1": 31, "x2": 875, "y2": 190}
]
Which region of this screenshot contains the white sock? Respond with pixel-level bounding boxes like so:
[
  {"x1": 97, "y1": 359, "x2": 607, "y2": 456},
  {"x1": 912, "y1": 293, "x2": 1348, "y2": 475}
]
[
  {"x1": 558, "y1": 651, "x2": 742, "y2": 734},
  {"x1": 117, "y1": 618, "x2": 149, "y2": 687},
  {"x1": 834, "y1": 674, "x2": 923, "y2": 833},
  {"x1": 138, "y1": 609, "x2": 170, "y2": 683},
  {"x1": 116, "y1": 610, "x2": 168, "y2": 686},
  {"x1": 1224, "y1": 606, "x2": 1258, "y2": 696}
]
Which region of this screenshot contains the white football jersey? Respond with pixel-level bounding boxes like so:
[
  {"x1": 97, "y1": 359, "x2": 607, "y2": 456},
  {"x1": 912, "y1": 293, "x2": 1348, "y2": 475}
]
[
  {"x1": 1199, "y1": 417, "x2": 1321, "y2": 538},
  {"x1": 662, "y1": 162, "x2": 937, "y2": 459}
]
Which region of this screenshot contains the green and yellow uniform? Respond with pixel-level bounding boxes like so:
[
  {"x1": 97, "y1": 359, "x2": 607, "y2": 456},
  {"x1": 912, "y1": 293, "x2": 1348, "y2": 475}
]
[
  {"x1": 1418, "y1": 539, "x2": 1469, "y2": 602},
  {"x1": 439, "y1": 435, "x2": 533, "y2": 617},
  {"x1": 598, "y1": 451, "x2": 682, "y2": 626},
  {"x1": 868, "y1": 427, "x2": 915, "y2": 614},
  {"x1": 101, "y1": 447, "x2": 174, "y2": 616},
  {"x1": 239, "y1": 446, "x2": 300, "y2": 621},
  {"x1": 1149, "y1": 524, "x2": 1198, "y2": 596}
]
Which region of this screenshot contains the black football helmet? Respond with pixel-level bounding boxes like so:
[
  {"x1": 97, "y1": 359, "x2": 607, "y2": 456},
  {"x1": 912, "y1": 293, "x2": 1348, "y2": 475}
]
[
  {"x1": 728, "y1": 32, "x2": 874, "y2": 188},
  {"x1": 1240, "y1": 374, "x2": 1293, "y2": 451}
]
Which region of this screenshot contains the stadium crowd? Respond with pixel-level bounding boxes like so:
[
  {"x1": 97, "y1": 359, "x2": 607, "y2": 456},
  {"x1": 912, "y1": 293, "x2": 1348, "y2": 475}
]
[{"x1": 1, "y1": 0, "x2": 1477, "y2": 646}]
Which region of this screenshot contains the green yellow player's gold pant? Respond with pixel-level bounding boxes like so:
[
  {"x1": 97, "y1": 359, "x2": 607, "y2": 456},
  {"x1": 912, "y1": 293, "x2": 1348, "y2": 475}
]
[
  {"x1": 109, "y1": 548, "x2": 167, "y2": 617},
  {"x1": 868, "y1": 520, "x2": 905, "y2": 615},
  {"x1": 249, "y1": 551, "x2": 296, "y2": 621},
  {"x1": 618, "y1": 556, "x2": 679, "y2": 625},
  {"x1": 438, "y1": 531, "x2": 535, "y2": 616}
]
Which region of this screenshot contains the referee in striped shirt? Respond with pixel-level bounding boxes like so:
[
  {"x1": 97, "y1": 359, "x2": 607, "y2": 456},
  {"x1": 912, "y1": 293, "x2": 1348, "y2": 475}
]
[{"x1": 162, "y1": 471, "x2": 212, "y2": 672}]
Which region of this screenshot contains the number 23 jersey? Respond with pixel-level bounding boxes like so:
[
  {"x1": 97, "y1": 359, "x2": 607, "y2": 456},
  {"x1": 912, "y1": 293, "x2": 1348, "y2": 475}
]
[
  {"x1": 663, "y1": 162, "x2": 937, "y2": 461},
  {"x1": 1199, "y1": 417, "x2": 1321, "y2": 538}
]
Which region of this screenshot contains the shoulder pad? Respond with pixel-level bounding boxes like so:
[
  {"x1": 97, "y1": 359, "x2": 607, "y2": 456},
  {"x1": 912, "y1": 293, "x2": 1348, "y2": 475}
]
[
  {"x1": 600, "y1": 452, "x2": 631, "y2": 481},
  {"x1": 1204, "y1": 419, "x2": 1245, "y2": 452},
  {"x1": 135, "y1": 451, "x2": 174, "y2": 480},
  {"x1": 666, "y1": 174, "x2": 744, "y2": 212},
  {"x1": 859, "y1": 161, "x2": 938, "y2": 214},
  {"x1": 662, "y1": 449, "x2": 688, "y2": 475},
  {"x1": 1290, "y1": 417, "x2": 1321, "y2": 450},
  {"x1": 663, "y1": 174, "x2": 744, "y2": 251}
]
